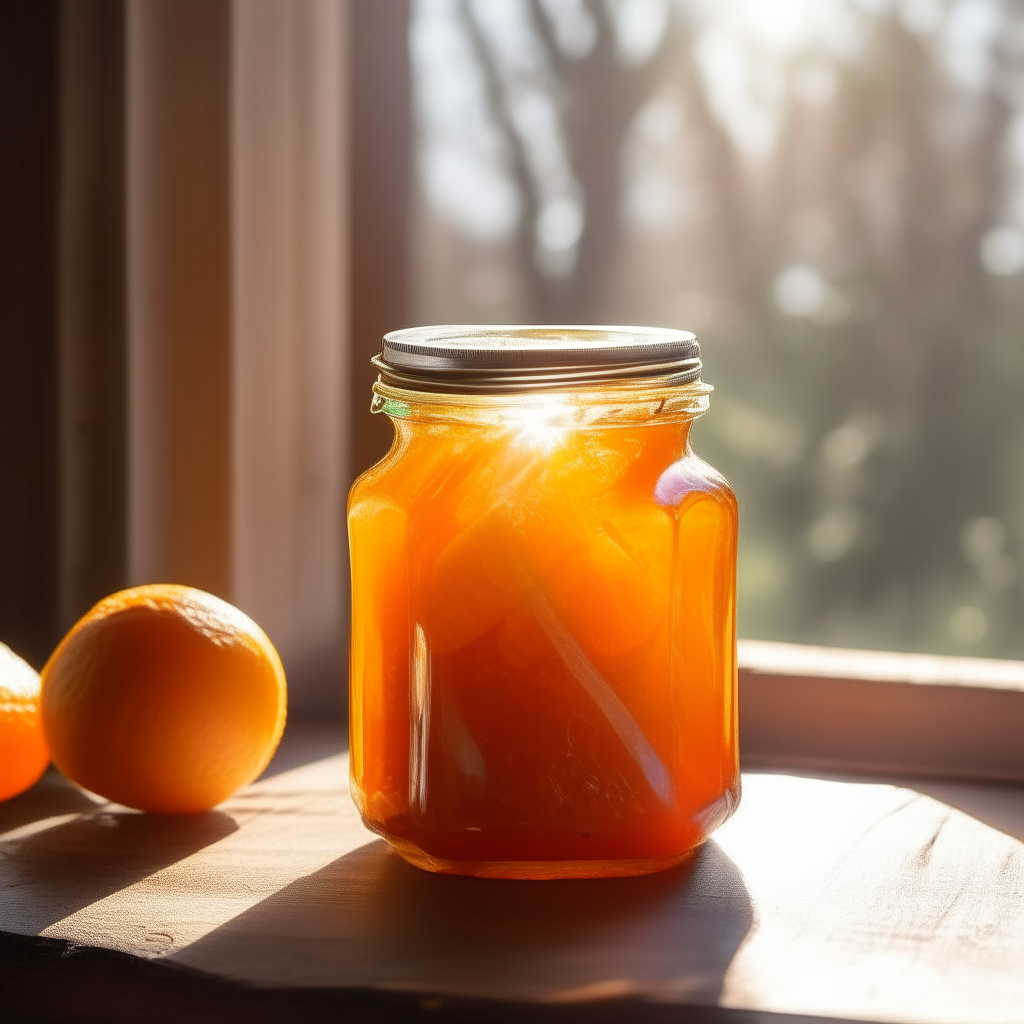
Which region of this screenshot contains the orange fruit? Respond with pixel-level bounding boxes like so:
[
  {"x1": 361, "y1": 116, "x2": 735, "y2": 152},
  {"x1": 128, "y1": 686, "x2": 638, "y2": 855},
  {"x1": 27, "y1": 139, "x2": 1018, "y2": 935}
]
[
  {"x1": 0, "y1": 642, "x2": 50, "y2": 802},
  {"x1": 41, "y1": 584, "x2": 287, "y2": 814}
]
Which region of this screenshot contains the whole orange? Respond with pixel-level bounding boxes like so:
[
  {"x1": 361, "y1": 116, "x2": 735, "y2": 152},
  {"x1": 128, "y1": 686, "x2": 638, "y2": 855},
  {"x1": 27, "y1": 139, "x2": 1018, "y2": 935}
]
[
  {"x1": 41, "y1": 584, "x2": 287, "y2": 814},
  {"x1": 0, "y1": 642, "x2": 50, "y2": 802}
]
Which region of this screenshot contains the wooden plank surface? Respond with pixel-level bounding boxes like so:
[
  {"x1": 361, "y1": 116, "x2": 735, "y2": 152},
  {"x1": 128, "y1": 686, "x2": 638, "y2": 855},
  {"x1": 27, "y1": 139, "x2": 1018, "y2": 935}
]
[{"x1": 2, "y1": 720, "x2": 1022, "y2": 1024}]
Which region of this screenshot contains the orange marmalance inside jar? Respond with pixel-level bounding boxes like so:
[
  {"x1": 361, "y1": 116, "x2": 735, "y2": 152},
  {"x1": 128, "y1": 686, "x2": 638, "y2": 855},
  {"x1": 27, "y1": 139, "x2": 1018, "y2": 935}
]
[{"x1": 348, "y1": 326, "x2": 739, "y2": 879}]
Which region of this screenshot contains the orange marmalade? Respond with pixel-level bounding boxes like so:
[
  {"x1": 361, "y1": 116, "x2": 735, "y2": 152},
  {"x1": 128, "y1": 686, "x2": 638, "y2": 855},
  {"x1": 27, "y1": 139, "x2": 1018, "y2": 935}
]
[{"x1": 348, "y1": 327, "x2": 738, "y2": 879}]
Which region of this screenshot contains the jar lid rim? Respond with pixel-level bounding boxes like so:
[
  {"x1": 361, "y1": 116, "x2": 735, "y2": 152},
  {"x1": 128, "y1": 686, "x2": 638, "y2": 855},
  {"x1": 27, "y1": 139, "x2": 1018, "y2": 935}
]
[{"x1": 376, "y1": 325, "x2": 701, "y2": 393}]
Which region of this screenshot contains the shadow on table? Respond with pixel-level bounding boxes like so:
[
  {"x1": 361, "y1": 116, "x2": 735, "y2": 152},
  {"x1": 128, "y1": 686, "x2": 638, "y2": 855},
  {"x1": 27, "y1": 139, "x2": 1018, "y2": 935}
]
[
  {"x1": 772, "y1": 766, "x2": 1024, "y2": 844},
  {"x1": 257, "y1": 717, "x2": 348, "y2": 780},
  {"x1": 899, "y1": 778, "x2": 1024, "y2": 843},
  {"x1": 0, "y1": 766, "x2": 99, "y2": 835},
  {"x1": 0, "y1": 807, "x2": 237, "y2": 933},
  {"x1": 177, "y1": 837, "x2": 753, "y2": 1005}
]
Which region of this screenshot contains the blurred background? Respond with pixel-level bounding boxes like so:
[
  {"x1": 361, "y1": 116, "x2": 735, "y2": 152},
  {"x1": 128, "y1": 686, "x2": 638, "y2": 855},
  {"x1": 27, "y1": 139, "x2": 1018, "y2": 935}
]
[
  {"x1": 2, "y1": 0, "x2": 1022, "y2": 715},
  {"x1": 409, "y1": 0, "x2": 1024, "y2": 661}
]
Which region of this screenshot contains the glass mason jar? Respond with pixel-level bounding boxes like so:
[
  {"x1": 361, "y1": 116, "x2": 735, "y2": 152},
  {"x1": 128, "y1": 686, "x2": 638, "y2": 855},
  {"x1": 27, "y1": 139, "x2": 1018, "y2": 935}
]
[{"x1": 348, "y1": 326, "x2": 739, "y2": 879}]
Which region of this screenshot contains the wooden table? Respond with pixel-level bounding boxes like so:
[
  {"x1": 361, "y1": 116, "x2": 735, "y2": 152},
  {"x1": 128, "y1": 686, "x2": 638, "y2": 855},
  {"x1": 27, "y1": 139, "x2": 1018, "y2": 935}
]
[{"x1": 3, "y1": 713, "x2": 1023, "y2": 1024}]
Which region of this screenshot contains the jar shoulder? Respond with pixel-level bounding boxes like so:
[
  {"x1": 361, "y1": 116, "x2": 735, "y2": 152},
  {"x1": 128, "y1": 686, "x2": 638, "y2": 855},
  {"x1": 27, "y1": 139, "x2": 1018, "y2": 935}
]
[
  {"x1": 347, "y1": 437, "x2": 407, "y2": 513},
  {"x1": 348, "y1": 427, "x2": 737, "y2": 518},
  {"x1": 653, "y1": 449, "x2": 736, "y2": 510}
]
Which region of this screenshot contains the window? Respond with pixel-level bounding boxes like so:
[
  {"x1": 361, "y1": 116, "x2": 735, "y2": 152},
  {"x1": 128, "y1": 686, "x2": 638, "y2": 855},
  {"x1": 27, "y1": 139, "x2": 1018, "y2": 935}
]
[{"x1": 408, "y1": 0, "x2": 1024, "y2": 662}]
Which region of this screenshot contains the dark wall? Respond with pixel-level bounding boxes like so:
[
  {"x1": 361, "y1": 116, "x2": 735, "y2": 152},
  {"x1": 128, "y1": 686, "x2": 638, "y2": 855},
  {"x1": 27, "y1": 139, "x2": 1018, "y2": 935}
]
[
  {"x1": 59, "y1": 0, "x2": 128, "y2": 632},
  {"x1": 0, "y1": 1, "x2": 61, "y2": 668},
  {"x1": 350, "y1": 0, "x2": 412, "y2": 481},
  {"x1": 0, "y1": 1, "x2": 129, "y2": 668}
]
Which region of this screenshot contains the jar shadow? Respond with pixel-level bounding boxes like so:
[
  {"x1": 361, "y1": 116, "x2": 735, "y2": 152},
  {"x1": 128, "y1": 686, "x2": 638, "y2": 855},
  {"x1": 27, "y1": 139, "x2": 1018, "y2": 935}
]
[{"x1": 175, "y1": 838, "x2": 753, "y2": 1004}]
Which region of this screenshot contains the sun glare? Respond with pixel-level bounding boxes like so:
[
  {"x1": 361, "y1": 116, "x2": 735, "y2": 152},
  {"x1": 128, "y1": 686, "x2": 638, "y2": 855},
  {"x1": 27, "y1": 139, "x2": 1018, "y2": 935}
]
[
  {"x1": 728, "y1": 0, "x2": 855, "y2": 54},
  {"x1": 742, "y1": 0, "x2": 818, "y2": 52},
  {"x1": 512, "y1": 400, "x2": 568, "y2": 450}
]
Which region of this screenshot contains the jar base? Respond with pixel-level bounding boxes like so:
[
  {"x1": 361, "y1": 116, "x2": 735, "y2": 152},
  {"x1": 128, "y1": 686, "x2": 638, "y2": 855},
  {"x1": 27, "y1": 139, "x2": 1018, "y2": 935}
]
[{"x1": 388, "y1": 836, "x2": 696, "y2": 880}]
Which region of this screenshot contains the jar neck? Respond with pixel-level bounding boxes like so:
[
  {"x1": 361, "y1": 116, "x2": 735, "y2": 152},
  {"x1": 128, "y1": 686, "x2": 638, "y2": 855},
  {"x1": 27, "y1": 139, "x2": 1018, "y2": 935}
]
[{"x1": 370, "y1": 377, "x2": 714, "y2": 430}]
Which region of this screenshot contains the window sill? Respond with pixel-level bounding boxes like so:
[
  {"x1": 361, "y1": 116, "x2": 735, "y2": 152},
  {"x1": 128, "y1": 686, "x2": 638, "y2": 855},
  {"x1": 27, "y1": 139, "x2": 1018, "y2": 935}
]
[{"x1": 739, "y1": 639, "x2": 1024, "y2": 783}]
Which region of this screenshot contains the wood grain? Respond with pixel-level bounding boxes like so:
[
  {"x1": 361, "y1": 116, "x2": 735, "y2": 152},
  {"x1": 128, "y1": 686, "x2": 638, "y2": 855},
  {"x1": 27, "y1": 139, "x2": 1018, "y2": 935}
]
[{"x1": 2, "y1": 720, "x2": 1022, "y2": 1023}]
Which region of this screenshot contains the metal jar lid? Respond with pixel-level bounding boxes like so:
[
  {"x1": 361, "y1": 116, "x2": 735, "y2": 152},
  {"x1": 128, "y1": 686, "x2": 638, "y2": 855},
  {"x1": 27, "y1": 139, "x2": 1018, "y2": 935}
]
[{"x1": 372, "y1": 325, "x2": 702, "y2": 394}]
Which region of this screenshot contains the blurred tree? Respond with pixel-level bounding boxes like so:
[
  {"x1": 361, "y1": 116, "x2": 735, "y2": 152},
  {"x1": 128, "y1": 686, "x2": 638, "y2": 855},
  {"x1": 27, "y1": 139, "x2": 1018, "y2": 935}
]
[
  {"x1": 410, "y1": 0, "x2": 1024, "y2": 658},
  {"x1": 455, "y1": 0, "x2": 673, "y2": 318}
]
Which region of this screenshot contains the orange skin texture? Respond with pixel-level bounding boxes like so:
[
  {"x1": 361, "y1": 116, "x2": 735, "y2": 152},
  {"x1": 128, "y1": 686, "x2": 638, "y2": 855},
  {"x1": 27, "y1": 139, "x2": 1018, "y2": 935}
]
[
  {"x1": 41, "y1": 585, "x2": 287, "y2": 815},
  {"x1": 0, "y1": 643, "x2": 50, "y2": 803}
]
